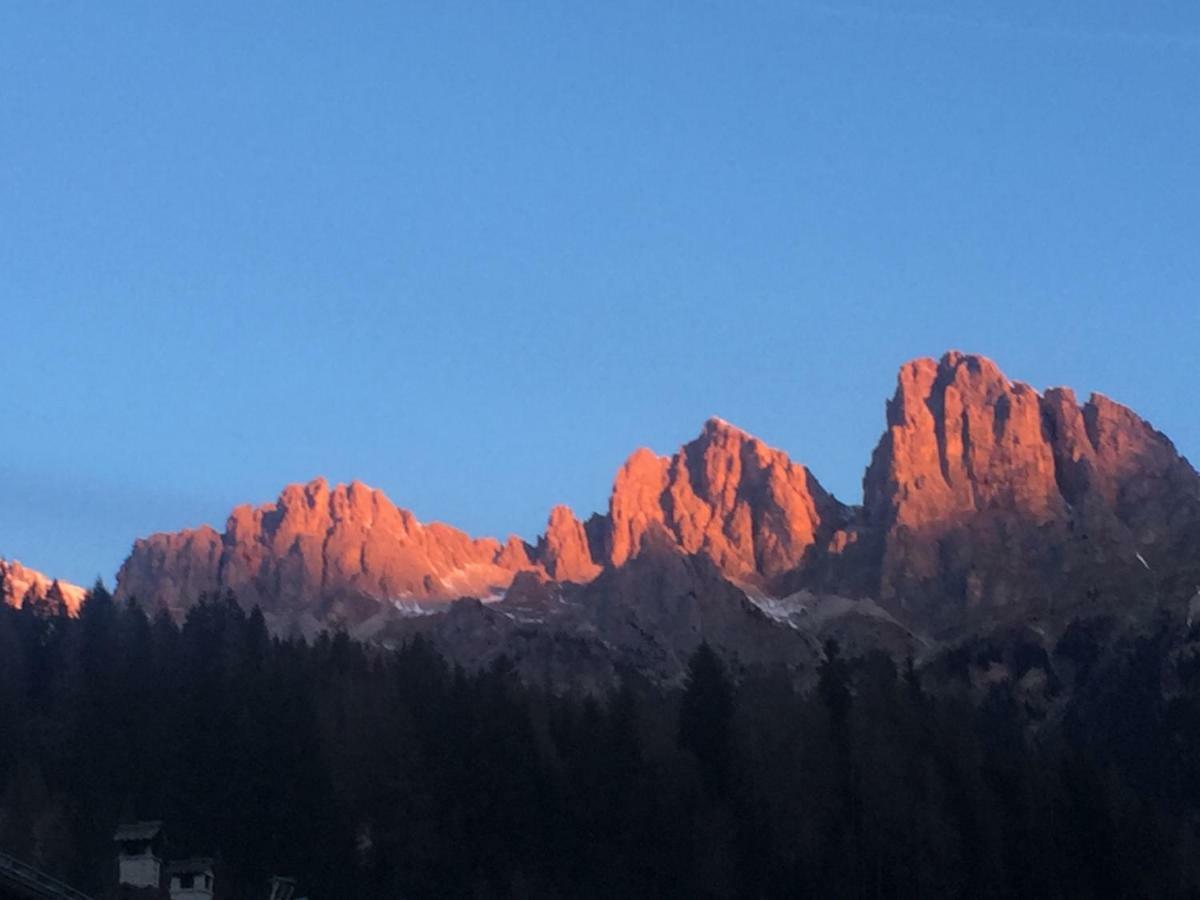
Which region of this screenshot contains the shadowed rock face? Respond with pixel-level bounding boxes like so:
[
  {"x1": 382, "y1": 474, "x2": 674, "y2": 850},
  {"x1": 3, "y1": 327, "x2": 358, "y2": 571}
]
[
  {"x1": 368, "y1": 530, "x2": 823, "y2": 688},
  {"x1": 114, "y1": 351, "x2": 1200, "y2": 641},
  {"x1": 579, "y1": 526, "x2": 821, "y2": 680}
]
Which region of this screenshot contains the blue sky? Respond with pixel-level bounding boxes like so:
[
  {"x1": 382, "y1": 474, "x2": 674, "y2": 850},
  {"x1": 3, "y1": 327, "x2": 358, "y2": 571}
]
[{"x1": 2, "y1": 2, "x2": 1198, "y2": 586}]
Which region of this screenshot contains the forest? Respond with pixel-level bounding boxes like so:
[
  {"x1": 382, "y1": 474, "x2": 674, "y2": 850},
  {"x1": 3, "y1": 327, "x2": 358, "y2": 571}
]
[{"x1": 3, "y1": 577, "x2": 1200, "y2": 898}]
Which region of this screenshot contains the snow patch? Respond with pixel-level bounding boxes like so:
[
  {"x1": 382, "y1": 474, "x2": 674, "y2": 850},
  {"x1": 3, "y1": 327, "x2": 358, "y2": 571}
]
[{"x1": 388, "y1": 599, "x2": 440, "y2": 616}]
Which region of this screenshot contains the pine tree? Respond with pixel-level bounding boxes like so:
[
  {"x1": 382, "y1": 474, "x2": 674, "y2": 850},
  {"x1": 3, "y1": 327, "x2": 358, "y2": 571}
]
[{"x1": 678, "y1": 642, "x2": 734, "y2": 796}]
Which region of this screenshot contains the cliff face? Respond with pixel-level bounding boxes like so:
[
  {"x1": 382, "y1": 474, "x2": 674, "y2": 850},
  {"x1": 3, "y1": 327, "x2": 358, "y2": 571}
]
[
  {"x1": 536, "y1": 506, "x2": 601, "y2": 583},
  {"x1": 861, "y1": 352, "x2": 1200, "y2": 628},
  {"x1": 604, "y1": 417, "x2": 850, "y2": 584},
  {"x1": 116, "y1": 478, "x2": 538, "y2": 616},
  {"x1": 116, "y1": 527, "x2": 224, "y2": 614},
  {"x1": 114, "y1": 352, "x2": 1200, "y2": 637}
]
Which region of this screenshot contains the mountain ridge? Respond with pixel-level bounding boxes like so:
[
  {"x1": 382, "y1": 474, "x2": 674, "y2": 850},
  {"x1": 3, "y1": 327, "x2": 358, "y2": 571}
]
[
  {"x1": 0, "y1": 558, "x2": 87, "y2": 614},
  {"x1": 113, "y1": 351, "x2": 1200, "y2": 643}
]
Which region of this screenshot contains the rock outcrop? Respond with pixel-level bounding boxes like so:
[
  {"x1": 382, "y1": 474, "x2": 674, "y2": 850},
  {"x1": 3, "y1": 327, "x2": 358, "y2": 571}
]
[
  {"x1": 604, "y1": 417, "x2": 850, "y2": 586},
  {"x1": 0, "y1": 559, "x2": 87, "y2": 614},
  {"x1": 861, "y1": 352, "x2": 1200, "y2": 629},
  {"x1": 116, "y1": 478, "x2": 539, "y2": 617},
  {"x1": 536, "y1": 506, "x2": 602, "y2": 583},
  {"x1": 117, "y1": 527, "x2": 224, "y2": 614}
]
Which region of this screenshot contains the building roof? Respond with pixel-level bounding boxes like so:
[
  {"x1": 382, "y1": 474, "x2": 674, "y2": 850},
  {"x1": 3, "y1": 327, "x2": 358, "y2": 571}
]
[
  {"x1": 113, "y1": 822, "x2": 163, "y2": 843},
  {"x1": 0, "y1": 850, "x2": 94, "y2": 900},
  {"x1": 98, "y1": 887, "x2": 167, "y2": 900}
]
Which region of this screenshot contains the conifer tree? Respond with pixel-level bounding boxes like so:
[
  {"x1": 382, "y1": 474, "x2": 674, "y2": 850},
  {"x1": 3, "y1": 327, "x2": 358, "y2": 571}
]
[{"x1": 678, "y1": 641, "x2": 734, "y2": 796}]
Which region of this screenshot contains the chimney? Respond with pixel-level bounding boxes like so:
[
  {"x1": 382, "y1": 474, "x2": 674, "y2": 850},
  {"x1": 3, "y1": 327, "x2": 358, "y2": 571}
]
[
  {"x1": 114, "y1": 821, "x2": 163, "y2": 889},
  {"x1": 166, "y1": 858, "x2": 215, "y2": 900}
]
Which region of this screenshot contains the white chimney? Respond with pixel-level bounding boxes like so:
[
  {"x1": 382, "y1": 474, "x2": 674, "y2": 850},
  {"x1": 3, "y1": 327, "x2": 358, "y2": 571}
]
[{"x1": 166, "y1": 858, "x2": 215, "y2": 900}]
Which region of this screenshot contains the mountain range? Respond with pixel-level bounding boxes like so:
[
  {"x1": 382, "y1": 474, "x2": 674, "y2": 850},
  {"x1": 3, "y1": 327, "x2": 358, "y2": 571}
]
[{"x1": 17, "y1": 351, "x2": 1200, "y2": 684}]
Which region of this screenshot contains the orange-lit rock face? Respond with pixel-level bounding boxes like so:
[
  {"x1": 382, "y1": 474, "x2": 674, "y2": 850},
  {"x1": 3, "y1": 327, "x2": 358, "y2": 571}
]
[
  {"x1": 537, "y1": 505, "x2": 601, "y2": 583},
  {"x1": 118, "y1": 527, "x2": 224, "y2": 614},
  {"x1": 863, "y1": 352, "x2": 1200, "y2": 622},
  {"x1": 606, "y1": 418, "x2": 848, "y2": 584},
  {"x1": 116, "y1": 478, "x2": 539, "y2": 615},
  {"x1": 863, "y1": 353, "x2": 1066, "y2": 597},
  {"x1": 112, "y1": 352, "x2": 1200, "y2": 633},
  {"x1": 114, "y1": 422, "x2": 850, "y2": 617},
  {"x1": 0, "y1": 559, "x2": 87, "y2": 614},
  {"x1": 1042, "y1": 388, "x2": 1199, "y2": 540},
  {"x1": 866, "y1": 354, "x2": 1063, "y2": 533}
]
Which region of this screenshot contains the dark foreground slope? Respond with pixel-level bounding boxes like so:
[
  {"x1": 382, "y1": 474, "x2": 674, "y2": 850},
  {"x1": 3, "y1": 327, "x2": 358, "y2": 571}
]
[{"x1": 4, "y1": 583, "x2": 1200, "y2": 898}]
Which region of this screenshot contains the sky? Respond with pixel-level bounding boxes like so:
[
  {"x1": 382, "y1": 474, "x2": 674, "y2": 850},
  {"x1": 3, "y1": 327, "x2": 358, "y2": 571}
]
[{"x1": 2, "y1": 1, "x2": 1198, "y2": 587}]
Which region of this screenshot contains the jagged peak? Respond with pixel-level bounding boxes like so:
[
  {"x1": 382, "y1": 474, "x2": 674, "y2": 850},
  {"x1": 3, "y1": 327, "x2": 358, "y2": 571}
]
[
  {"x1": 614, "y1": 420, "x2": 777, "y2": 482},
  {"x1": 547, "y1": 503, "x2": 583, "y2": 525},
  {"x1": 700, "y1": 415, "x2": 749, "y2": 438},
  {"x1": 0, "y1": 558, "x2": 87, "y2": 614},
  {"x1": 864, "y1": 350, "x2": 1200, "y2": 626},
  {"x1": 133, "y1": 523, "x2": 221, "y2": 547},
  {"x1": 938, "y1": 349, "x2": 1002, "y2": 372},
  {"x1": 895, "y1": 351, "x2": 1010, "y2": 393},
  {"x1": 895, "y1": 355, "x2": 1152, "y2": 427},
  {"x1": 538, "y1": 504, "x2": 602, "y2": 582}
]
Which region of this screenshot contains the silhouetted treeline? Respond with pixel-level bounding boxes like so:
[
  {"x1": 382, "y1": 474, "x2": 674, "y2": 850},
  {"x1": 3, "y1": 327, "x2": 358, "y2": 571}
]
[{"x1": 3, "y1": 579, "x2": 1200, "y2": 897}]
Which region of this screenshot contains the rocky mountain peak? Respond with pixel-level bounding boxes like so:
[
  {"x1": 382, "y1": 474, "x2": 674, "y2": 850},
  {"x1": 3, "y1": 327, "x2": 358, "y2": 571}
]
[
  {"x1": 116, "y1": 478, "x2": 536, "y2": 616},
  {"x1": 866, "y1": 351, "x2": 1061, "y2": 530},
  {"x1": 606, "y1": 419, "x2": 848, "y2": 584},
  {"x1": 700, "y1": 415, "x2": 747, "y2": 438},
  {"x1": 0, "y1": 559, "x2": 87, "y2": 614},
  {"x1": 537, "y1": 505, "x2": 602, "y2": 583},
  {"x1": 862, "y1": 352, "x2": 1200, "y2": 626}
]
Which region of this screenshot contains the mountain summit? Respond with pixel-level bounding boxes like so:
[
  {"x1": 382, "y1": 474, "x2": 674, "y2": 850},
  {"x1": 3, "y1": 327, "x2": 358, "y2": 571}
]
[
  {"x1": 603, "y1": 415, "x2": 849, "y2": 581},
  {"x1": 861, "y1": 352, "x2": 1200, "y2": 628}
]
